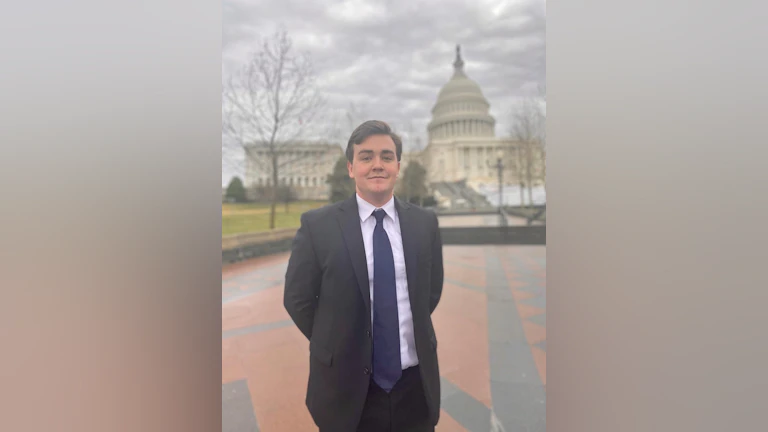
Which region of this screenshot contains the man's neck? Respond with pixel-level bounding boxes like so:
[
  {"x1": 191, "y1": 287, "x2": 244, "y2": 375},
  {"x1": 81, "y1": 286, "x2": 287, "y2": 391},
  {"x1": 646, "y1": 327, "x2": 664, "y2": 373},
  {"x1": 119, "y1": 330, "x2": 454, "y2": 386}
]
[{"x1": 357, "y1": 191, "x2": 393, "y2": 208}]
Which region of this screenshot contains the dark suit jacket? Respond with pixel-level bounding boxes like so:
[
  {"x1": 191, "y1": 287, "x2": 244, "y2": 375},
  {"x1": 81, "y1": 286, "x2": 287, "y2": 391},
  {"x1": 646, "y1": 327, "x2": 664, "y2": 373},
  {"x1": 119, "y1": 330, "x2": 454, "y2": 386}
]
[{"x1": 283, "y1": 194, "x2": 444, "y2": 431}]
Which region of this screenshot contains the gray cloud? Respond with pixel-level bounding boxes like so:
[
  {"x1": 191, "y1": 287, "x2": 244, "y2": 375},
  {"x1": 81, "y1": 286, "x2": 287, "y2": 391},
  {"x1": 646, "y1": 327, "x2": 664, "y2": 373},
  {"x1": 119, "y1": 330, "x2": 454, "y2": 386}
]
[{"x1": 223, "y1": 0, "x2": 545, "y2": 184}]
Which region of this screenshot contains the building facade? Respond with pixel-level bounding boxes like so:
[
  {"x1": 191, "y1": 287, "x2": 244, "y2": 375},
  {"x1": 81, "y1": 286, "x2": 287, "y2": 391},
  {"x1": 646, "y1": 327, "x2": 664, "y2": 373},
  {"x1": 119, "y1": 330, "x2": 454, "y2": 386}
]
[
  {"x1": 244, "y1": 142, "x2": 343, "y2": 201},
  {"x1": 412, "y1": 46, "x2": 545, "y2": 191},
  {"x1": 241, "y1": 46, "x2": 544, "y2": 204}
]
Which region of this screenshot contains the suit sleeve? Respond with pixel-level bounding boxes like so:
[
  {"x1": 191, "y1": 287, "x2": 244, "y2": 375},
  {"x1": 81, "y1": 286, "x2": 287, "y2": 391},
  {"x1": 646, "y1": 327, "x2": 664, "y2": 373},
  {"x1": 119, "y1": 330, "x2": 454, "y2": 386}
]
[
  {"x1": 429, "y1": 211, "x2": 444, "y2": 314},
  {"x1": 283, "y1": 212, "x2": 322, "y2": 340}
]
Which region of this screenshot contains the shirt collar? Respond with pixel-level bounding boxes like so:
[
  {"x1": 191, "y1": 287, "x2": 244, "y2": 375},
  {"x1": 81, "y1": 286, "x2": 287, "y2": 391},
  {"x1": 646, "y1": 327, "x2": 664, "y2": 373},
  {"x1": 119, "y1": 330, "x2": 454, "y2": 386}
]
[{"x1": 356, "y1": 194, "x2": 396, "y2": 223}]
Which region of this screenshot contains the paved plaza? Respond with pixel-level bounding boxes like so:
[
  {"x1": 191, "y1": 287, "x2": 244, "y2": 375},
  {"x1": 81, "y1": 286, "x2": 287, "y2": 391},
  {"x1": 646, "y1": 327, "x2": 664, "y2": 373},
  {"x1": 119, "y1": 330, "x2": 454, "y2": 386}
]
[{"x1": 223, "y1": 245, "x2": 546, "y2": 432}]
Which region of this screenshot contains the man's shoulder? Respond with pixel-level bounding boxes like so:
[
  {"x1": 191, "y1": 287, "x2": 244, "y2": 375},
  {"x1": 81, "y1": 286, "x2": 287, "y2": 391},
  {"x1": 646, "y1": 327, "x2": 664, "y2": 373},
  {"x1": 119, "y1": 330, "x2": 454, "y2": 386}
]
[
  {"x1": 399, "y1": 200, "x2": 439, "y2": 224},
  {"x1": 400, "y1": 203, "x2": 442, "y2": 247},
  {"x1": 406, "y1": 203, "x2": 437, "y2": 217},
  {"x1": 301, "y1": 200, "x2": 344, "y2": 224}
]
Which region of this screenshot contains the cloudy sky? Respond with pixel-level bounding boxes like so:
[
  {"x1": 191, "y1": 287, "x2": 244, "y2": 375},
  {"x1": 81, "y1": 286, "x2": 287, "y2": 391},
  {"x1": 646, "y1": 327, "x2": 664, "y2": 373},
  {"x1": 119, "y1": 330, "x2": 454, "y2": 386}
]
[{"x1": 223, "y1": 0, "x2": 546, "y2": 185}]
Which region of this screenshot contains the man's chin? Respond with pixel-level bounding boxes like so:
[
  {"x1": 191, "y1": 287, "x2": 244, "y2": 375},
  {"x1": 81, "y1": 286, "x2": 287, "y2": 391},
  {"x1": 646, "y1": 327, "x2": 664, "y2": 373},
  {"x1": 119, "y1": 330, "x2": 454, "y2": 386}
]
[
  {"x1": 366, "y1": 187, "x2": 393, "y2": 196},
  {"x1": 367, "y1": 181, "x2": 390, "y2": 189}
]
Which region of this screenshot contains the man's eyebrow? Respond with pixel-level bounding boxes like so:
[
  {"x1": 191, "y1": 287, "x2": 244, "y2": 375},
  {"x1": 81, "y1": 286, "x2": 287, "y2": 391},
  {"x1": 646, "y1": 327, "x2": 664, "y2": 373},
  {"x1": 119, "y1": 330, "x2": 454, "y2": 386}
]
[{"x1": 357, "y1": 150, "x2": 374, "y2": 154}]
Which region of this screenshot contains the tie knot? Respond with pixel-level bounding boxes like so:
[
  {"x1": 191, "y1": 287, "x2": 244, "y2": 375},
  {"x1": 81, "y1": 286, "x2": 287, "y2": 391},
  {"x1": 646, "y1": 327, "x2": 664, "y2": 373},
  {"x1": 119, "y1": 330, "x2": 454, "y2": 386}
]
[{"x1": 373, "y1": 208, "x2": 387, "y2": 224}]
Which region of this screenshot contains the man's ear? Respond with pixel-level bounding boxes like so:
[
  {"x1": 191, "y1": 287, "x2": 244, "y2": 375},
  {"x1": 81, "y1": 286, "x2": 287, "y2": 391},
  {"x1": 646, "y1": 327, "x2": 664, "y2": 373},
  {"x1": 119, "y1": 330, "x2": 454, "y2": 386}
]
[{"x1": 347, "y1": 161, "x2": 354, "y2": 178}]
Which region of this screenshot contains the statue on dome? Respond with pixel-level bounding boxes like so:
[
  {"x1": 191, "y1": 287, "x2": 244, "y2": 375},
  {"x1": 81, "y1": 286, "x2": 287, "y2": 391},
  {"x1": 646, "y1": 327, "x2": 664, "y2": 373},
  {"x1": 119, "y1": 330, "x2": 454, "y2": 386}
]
[{"x1": 453, "y1": 44, "x2": 464, "y2": 71}]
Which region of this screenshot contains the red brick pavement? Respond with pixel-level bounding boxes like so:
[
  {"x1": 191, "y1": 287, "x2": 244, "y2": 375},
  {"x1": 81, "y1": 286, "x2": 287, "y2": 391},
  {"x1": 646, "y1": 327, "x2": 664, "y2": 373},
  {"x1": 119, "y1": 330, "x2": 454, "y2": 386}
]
[
  {"x1": 222, "y1": 285, "x2": 291, "y2": 330},
  {"x1": 432, "y1": 281, "x2": 492, "y2": 408},
  {"x1": 222, "y1": 245, "x2": 545, "y2": 431},
  {"x1": 500, "y1": 246, "x2": 547, "y2": 386}
]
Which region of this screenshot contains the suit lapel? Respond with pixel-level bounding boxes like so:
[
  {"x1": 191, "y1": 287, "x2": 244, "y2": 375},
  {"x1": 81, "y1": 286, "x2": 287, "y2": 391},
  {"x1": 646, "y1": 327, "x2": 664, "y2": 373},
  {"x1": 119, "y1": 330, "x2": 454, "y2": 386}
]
[
  {"x1": 395, "y1": 197, "x2": 420, "y2": 303},
  {"x1": 338, "y1": 195, "x2": 371, "y2": 320}
]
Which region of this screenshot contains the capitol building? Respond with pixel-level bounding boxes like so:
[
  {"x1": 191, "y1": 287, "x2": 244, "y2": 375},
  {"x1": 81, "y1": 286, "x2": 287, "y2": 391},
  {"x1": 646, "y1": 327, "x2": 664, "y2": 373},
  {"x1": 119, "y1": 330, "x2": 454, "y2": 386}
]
[
  {"x1": 245, "y1": 45, "x2": 545, "y2": 206},
  {"x1": 404, "y1": 45, "x2": 545, "y2": 207},
  {"x1": 407, "y1": 45, "x2": 515, "y2": 184}
]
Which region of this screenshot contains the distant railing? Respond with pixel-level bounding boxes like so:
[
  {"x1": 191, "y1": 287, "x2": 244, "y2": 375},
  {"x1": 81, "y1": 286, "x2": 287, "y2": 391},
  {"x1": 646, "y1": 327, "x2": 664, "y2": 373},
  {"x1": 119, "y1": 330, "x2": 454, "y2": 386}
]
[
  {"x1": 222, "y1": 221, "x2": 545, "y2": 264},
  {"x1": 222, "y1": 228, "x2": 298, "y2": 263},
  {"x1": 221, "y1": 228, "x2": 297, "y2": 250},
  {"x1": 499, "y1": 206, "x2": 510, "y2": 227},
  {"x1": 439, "y1": 225, "x2": 546, "y2": 245}
]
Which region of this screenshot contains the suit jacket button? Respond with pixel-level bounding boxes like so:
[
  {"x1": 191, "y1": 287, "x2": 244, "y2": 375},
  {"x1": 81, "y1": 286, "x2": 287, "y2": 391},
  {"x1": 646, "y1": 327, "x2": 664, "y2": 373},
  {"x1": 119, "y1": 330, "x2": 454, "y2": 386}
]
[
  {"x1": 363, "y1": 367, "x2": 370, "y2": 375},
  {"x1": 366, "y1": 330, "x2": 371, "y2": 338}
]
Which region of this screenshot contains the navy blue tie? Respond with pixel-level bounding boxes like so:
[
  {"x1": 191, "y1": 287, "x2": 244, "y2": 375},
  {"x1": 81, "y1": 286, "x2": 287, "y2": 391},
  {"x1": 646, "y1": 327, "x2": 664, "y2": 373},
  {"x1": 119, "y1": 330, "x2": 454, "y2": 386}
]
[{"x1": 371, "y1": 209, "x2": 402, "y2": 392}]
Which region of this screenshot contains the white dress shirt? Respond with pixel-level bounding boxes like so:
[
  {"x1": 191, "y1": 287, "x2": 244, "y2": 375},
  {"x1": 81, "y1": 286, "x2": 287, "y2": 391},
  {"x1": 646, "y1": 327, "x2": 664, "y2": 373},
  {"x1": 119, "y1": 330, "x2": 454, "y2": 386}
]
[{"x1": 356, "y1": 194, "x2": 419, "y2": 369}]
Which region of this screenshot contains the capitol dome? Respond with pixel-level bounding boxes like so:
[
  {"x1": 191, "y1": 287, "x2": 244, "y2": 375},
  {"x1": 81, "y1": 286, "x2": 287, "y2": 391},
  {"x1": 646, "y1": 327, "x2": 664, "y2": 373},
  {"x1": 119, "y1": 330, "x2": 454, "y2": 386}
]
[{"x1": 428, "y1": 45, "x2": 496, "y2": 141}]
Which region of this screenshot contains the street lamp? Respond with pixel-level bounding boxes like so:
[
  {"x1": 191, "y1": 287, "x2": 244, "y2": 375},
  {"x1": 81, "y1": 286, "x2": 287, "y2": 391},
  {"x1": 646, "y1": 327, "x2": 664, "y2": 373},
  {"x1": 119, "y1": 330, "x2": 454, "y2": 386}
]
[{"x1": 486, "y1": 150, "x2": 504, "y2": 211}]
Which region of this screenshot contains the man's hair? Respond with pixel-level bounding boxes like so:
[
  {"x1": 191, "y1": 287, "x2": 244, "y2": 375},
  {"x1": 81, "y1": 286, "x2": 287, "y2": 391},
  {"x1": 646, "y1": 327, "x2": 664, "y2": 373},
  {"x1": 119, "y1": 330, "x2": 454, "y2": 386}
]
[{"x1": 345, "y1": 120, "x2": 403, "y2": 163}]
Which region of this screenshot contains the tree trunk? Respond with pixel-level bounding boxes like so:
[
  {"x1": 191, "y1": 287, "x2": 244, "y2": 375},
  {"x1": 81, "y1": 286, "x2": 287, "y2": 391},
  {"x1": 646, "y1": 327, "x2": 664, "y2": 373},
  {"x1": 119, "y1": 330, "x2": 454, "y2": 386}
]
[
  {"x1": 516, "y1": 147, "x2": 525, "y2": 207},
  {"x1": 540, "y1": 147, "x2": 547, "y2": 199},
  {"x1": 528, "y1": 181, "x2": 534, "y2": 207},
  {"x1": 270, "y1": 154, "x2": 278, "y2": 230},
  {"x1": 526, "y1": 142, "x2": 534, "y2": 207}
]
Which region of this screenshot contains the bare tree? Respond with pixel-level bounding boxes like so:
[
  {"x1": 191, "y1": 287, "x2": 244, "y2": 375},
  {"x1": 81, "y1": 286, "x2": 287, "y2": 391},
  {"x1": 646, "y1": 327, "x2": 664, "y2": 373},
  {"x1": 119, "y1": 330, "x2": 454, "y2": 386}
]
[
  {"x1": 534, "y1": 84, "x2": 547, "y2": 197},
  {"x1": 396, "y1": 160, "x2": 429, "y2": 206},
  {"x1": 325, "y1": 101, "x2": 370, "y2": 147},
  {"x1": 539, "y1": 107, "x2": 546, "y2": 197},
  {"x1": 510, "y1": 96, "x2": 545, "y2": 207},
  {"x1": 222, "y1": 27, "x2": 325, "y2": 229},
  {"x1": 345, "y1": 102, "x2": 369, "y2": 132},
  {"x1": 499, "y1": 135, "x2": 526, "y2": 207},
  {"x1": 400, "y1": 121, "x2": 418, "y2": 150},
  {"x1": 334, "y1": 102, "x2": 370, "y2": 148}
]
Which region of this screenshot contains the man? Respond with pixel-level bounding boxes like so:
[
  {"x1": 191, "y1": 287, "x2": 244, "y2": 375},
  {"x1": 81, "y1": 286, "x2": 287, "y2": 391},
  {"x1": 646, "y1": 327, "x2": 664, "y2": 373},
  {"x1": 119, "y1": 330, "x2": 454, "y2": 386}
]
[{"x1": 284, "y1": 120, "x2": 444, "y2": 432}]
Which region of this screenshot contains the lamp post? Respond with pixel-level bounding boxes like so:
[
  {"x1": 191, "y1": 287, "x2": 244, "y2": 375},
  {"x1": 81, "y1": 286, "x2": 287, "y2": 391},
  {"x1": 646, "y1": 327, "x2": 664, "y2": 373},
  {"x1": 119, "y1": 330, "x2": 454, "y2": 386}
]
[{"x1": 487, "y1": 150, "x2": 504, "y2": 211}]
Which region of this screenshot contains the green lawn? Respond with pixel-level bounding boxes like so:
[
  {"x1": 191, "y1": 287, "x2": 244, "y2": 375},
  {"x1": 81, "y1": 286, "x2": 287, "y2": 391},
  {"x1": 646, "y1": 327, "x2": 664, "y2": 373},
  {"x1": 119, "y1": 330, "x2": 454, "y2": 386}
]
[{"x1": 222, "y1": 201, "x2": 328, "y2": 235}]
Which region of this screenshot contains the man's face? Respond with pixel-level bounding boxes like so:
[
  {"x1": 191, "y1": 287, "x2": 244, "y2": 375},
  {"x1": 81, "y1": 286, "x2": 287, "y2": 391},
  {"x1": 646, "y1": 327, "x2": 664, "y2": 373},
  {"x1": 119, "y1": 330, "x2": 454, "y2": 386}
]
[{"x1": 347, "y1": 134, "x2": 400, "y2": 201}]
